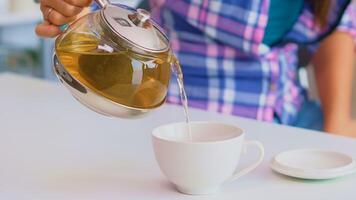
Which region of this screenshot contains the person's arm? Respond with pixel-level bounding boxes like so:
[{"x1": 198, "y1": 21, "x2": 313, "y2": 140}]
[{"x1": 312, "y1": 31, "x2": 356, "y2": 137}]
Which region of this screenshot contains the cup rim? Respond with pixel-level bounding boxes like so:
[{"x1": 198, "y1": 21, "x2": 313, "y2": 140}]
[{"x1": 152, "y1": 121, "x2": 244, "y2": 145}]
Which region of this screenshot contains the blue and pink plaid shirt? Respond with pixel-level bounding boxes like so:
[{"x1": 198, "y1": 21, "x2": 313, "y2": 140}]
[{"x1": 148, "y1": 0, "x2": 356, "y2": 125}]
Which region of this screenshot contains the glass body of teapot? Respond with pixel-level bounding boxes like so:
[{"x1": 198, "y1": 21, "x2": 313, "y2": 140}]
[{"x1": 53, "y1": 3, "x2": 174, "y2": 118}]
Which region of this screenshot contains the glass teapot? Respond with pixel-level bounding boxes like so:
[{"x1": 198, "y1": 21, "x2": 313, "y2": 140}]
[{"x1": 53, "y1": 0, "x2": 173, "y2": 118}]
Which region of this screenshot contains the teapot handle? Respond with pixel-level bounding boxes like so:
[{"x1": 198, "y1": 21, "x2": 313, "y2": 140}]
[
  {"x1": 95, "y1": 0, "x2": 110, "y2": 8},
  {"x1": 59, "y1": 0, "x2": 110, "y2": 32}
]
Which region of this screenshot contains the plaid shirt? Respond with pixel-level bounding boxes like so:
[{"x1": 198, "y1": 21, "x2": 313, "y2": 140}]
[{"x1": 148, "y1": 0, "x2": 356, "y2": 124}]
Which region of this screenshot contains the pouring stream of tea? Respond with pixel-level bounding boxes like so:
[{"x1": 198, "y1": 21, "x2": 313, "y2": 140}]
[{"x1": 171, "y1": 57, "x2": 192, "y2": 141}]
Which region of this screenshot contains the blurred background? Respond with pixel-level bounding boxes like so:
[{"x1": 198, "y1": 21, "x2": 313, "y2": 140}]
[
  {"x1": 0, "y1": 0, "x2": 355, "y2": 117},
  {"x1": 0, "y1": 0, "x2": 142, "y2": 79},
  {"x1": 0, "y1": 0, "x2": 44, "y2": 77}
]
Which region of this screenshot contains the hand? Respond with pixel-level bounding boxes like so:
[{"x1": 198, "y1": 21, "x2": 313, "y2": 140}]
[
  {"x1": 35, "y1": 0, "x2": 92, "y2": 38},
  {"x1": 325, "y1": 120, "x2": 356, "y2": 138}
]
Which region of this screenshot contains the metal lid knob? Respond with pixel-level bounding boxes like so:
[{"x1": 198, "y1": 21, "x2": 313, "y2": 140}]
[
  {"x1": 129, "y1": 9, "x2": 151, "y2": 27},
  {"x1": 137, "y1": 9, "x2": 150, "y2": 22}
]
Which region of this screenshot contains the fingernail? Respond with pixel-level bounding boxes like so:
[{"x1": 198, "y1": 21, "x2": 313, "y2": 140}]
[{"x1": 60, "y1": 24, "x2": 69, "y2": 32}]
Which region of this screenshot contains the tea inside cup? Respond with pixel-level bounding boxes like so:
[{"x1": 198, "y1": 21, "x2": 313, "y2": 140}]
[{"x1": 153, "y1": 121, "x2": 242, "y2": 143}]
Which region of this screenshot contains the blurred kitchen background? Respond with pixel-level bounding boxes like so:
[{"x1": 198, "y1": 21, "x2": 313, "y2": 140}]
[
  {"x1": 0, "y1": 0, "x2": 355, "y2": 117},
  {"x1": 0, "y1": 0, "x2": 142, "y2": 79}
]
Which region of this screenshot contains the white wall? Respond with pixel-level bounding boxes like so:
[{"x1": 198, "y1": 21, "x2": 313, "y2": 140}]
[{"x1": 1, "y1": 24, "x2": 39, "y2": 48}]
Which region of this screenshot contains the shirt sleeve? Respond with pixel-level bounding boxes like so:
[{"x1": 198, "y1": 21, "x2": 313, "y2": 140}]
[
  {"x1": 336, "y1": 0, "x2": 356, "y2": 45},
  {"x1": 306, "y1": 1, "x2": 356, "y2": 54}
]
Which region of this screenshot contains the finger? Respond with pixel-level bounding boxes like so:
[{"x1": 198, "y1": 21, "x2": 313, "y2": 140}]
[
  {"x1": 35, "y1": 21, "x2": 61, "y2": 38},
  {"x1": 63, "y1": 0, "x2": 92, "y2": 7},
  {"x1": 41, "y1": 0, "x2": 82, "y2": 17},
  {"x1": 48, "y1": 9, "x2": 77, "y2": 25},
  {"x1": 40, "y1": 4, "x2": 48, "y2": 20}
]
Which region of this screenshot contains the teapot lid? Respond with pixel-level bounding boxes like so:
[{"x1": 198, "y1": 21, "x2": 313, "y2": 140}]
[{"x1": 100, "y1": 5, "x2": 169, "y2": 54}]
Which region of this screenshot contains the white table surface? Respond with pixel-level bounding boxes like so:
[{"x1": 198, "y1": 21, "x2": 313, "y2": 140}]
[{"x1": 0, "y1": 73, "x2": 355, "y2": 200}]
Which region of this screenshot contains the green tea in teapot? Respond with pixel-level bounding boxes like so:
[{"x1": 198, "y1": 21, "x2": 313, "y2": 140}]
[{"x1": 56, "y1": 32, "x2": 171, "y2": 109}]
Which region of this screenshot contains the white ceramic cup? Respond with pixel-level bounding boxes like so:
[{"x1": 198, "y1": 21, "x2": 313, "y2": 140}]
[{"x1": 152, "y1": 121, "x2": 264, "y2": 195}]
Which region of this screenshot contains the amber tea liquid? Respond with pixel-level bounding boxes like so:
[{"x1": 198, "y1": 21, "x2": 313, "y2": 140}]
[{"x1": 56, "y1": 32, "x2": 171, "y2": 109}]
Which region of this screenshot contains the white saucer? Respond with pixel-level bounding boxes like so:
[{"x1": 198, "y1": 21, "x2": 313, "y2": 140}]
[{"x1": 270, "y1": 149, "x2": 356, "y2": 180}]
